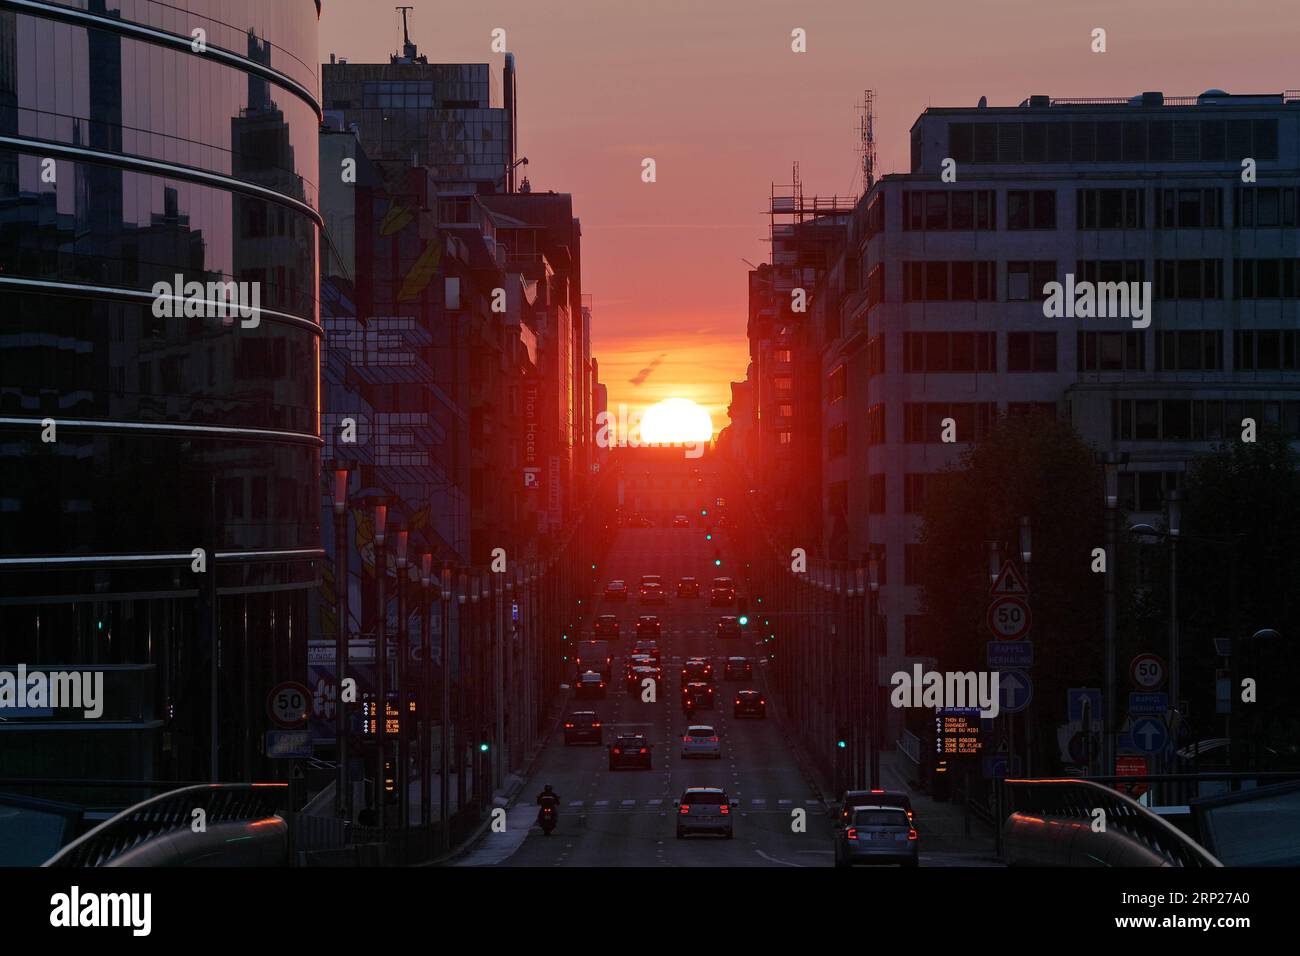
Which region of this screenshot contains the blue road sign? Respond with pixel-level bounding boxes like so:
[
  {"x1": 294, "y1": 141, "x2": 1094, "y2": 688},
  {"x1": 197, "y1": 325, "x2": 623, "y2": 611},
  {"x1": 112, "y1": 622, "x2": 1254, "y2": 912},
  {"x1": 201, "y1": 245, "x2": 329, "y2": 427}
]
[
  {"x1": 266, "y1": 730, "x2": 312, "y2": 759},
  {"x1": 1068, "y1": 687, "x2": 1102, "y2": 724},
  {"x1": 1130, "y1": 717, "x2": 1168, "y2": 755},
  {"x1": 987, "y1": 641, "x2": 1033, "y2": 668},
  {"x1": 982, "y1": 755, "x2": 1022, "y2": 779},
  {"x1": 1129, "y1": 692, "x2": 1168, "y2": 716},
  {"x1": 999, "y1": 670, "x2": 1033, "y2": 714}
]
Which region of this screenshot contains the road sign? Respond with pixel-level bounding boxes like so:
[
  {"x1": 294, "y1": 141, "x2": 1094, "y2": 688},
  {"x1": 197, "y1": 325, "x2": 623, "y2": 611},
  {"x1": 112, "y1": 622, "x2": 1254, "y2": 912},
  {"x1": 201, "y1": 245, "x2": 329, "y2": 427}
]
[
  {"x1": 999, "y1": 670, "x2": 1033, "y2": 714},
  {"x1": 266, "y1": 730, "x2": 312, "y2": 759},
  {"x1": 268, "y1": 681, "x2": 312, "y2": 728},
  {"x1": 935, "y1": 708, "x2": 984, "y2": 757},
  {"x1": 987, "y1": 596, "x2": 1032, "y2": 640},
  {"x1": 1115, "y1": 755, "x2": 1150, "y2": 798},
  {"x1": 1068, "y1": 687, "x2": 1102, "y2": 725},
  {"x1": 987, "y1": 641, "x2": 1033, "y2": 668},
  {"x1": 1128, "y1": 692, "x2": 1168, "y2": 716},
  {"x1": 982, "y1": 755, "x2": 1022, "y2": 779},
  {"x1": 1130, "y1": 653, "x2": 1167, "y2": 690},
  {"x1": 1213, "y1": 638, "x2": 1231, "y2": 658},
  {"x1": 990, "y1": 560, "x2": 1029, "y2": 597},
  {"x1": 1130, "y1": 716, "x2": 1168, "y2": 755}
]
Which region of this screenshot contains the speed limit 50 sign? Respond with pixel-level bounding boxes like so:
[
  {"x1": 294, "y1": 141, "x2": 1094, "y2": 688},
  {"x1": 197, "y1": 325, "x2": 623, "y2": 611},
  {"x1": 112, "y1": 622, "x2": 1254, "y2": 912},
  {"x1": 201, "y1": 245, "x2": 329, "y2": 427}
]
[
  {"x1": 987, "y1": 596, "x2": 1032, "y2": 641},
  {"x1": 1129, "y1": 653, "x2": 1167, "y2": 691},
  {"x1": 268, "y1": 681, "x2": 312, "y2": 728}
]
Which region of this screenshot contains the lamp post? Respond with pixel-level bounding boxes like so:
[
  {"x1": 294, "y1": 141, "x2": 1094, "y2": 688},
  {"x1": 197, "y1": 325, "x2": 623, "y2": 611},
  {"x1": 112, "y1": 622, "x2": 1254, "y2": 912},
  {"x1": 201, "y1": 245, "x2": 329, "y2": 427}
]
[
  {"x1": 439, "y1": 562, "x2": 452, "y2": 851},
  {"x1": 394, "y1": 528, "x2": 409, "y2": 830},
  {"x1": 372, "y1": 501, "x2": 388, "y2": 829},
  {"x1": 867, "y1": 554, "x2": 881, "y2": 789},
  {"x1": 332, "y1": 467, "x2": 351, "y2": 821},
  {"x1": 420, "y1": 553, "x2": 432, "y2": 827},
  {"x1": 1166, "y1": 490, "x2": 1182, "y2": 719},
  {"x1": 1098, "y1": 451, "x2": 1128, "y2": 777}
]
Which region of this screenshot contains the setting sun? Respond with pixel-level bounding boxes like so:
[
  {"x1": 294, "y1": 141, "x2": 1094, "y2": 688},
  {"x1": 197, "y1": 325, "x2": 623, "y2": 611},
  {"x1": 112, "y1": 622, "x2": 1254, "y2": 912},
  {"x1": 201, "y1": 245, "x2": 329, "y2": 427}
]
[{"x1": 638, "y1": 398, "x2": 714, "y2": 444}]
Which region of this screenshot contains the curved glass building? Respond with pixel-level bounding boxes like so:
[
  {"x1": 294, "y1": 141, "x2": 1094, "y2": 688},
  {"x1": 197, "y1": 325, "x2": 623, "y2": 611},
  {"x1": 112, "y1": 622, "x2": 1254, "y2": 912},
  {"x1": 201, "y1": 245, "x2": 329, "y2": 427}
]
[{"x1": 0, "y1": 0, "x2": 322, "y2": 794}]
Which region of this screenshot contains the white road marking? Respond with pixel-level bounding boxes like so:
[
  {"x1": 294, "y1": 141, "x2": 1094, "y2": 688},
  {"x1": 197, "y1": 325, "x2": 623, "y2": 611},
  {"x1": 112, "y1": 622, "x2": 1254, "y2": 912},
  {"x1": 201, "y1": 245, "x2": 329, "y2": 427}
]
[{"x1": 755, "y1": 849, "x2": 802, "y2": 867}]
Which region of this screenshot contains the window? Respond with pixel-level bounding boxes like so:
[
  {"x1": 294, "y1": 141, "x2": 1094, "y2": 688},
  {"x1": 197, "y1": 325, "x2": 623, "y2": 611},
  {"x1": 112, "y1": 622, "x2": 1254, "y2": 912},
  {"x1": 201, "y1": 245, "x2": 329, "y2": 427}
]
[
  {"x1": 1077, "y1": 188, "x2": 1145, "y2": 229},
  {"x1": 1156, "y1": 188, "x2": 1222, "y2": 229},
  {"x1": 1113, "y1": 399, "x2": 1300, "y2": 440},
  {"x1": 1007, "y1": 402, "x2": 1057, "y2": 418},
  {"x1": 903, "y1": 190, "x2": 995, "y2": 231},
  {"x1": 866, "y1": 264, "x2": 886, "y2": 311},
  {"x1": 868, "y1": 474, "x2": 886, "y2": 513},
  {"x1": 778, "y1": 404, "x2": 794, "y2": 419},
  {"x1": 1233, "y1": 260, "x2": 1300, "y2": 300},
  {"x1": 1158, "y1": 331, "x2": 1222, "y2": 371},
  {"x1": 865, "y1": 192, "x2": 886, "y2": 239},
  {"x1": 867, "y1": 334, "x2": 885, "y2": 375},
  {"x1": 777, "y1": 431, "x2": 792, "y2": 445},
  {"x1": 828, "y1": 423, "x2": 848, "y2": 458},
  {"x1": 1235, "y1": 187, "x2": 1299, "y2": 228},
  {"x1": 774, "y1": 349, "x2": 793, "y2": 363},
  {"x1": 903, "y1": 262, "x2": 996, "y2": 302},
  {"x1": 904, "y1": 403, "x2": 997, "y2": 442},
  {"x1": 1007, "y1": 190, "x2": 1056, "y2": 229},
  {"x1": 1007, "y1": 261, "x2": 1056, "y2": 301},
  {"x1": 904, "y1": 615, "x2": 926, "y2": 656},
  {"x1": 1076, "y1": 259, "x2": 1146, "y2": 286},
  {"x1": 903, "y1": 332, "x2": 996, "y2": 372},
  {"x1": 867, "y1": 404, "x2": 886, "y2": 445},
  {"x1": 951, "y1": 120, "x2": 1277, "y2": 165},
  {"x1": 1118, "y1": 471, "x2": 1182, "y2": 512},
  {"x1": 1007, "y1": 332, "x2": 1057, "y2": 372},
  {"x1": 1078, "y1": 331, "x2": 1146, "y2": 371},
  {"x1": 775, "y1": 376, "x2": 793, "y2": 394},
  {"x1": 903, "y1": 474, "x2": 928, "y2": 514},
  {"x1": 1156, "y1": 259, "x2": 1224, "y2": 299},
  {"x1": 1234, "y1": 330, "x2": 1299, "y2": 370},
  {"x1": 828, "y1": 364, "x2": 847, "y2": 402},
  {"x1": 867, "y1": 544, "x2": 888, "y2": 585},
  {"x1": 905, "y1": 544, "x2": 925, "y2": 586}
]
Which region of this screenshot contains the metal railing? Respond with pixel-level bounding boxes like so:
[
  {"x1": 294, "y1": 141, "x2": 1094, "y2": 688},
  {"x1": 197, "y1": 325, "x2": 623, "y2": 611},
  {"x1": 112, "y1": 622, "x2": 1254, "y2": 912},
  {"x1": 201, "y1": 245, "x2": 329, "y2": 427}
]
[
  {"x1": 43, "y1": 783, "x2": 287, "y2": 868},
  {"x1": 1001, "y1": 778, "x2": 1220, "y2": 867}
]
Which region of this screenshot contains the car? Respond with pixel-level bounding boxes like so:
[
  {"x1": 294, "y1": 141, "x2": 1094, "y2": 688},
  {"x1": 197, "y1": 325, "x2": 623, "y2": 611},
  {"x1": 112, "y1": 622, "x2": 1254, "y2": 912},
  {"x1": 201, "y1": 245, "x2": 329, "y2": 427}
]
[
  {"x1": 563, "y1": 711, "x2": 603, "y2": 745},
  {"x1": 639, "y1": 574, "x2": 663, "y2": 588},
  {"x1": 835, "y1": 789, "x2": 914, "y2": 827},
  {"x1": 833, "y1": 806, "x2": 918, "y2": 867},
  {"x1": 672, "y1": 515, "x2": 691, "y2": 528},
  {"x1": 625, "y1": 653, "x2": 656, "y2": 671},
  {"x1": 680, "y1": 725, "x2": 721, "y2": 759},
  {"x1": 681, "y1": 681, "x2": 714, "y2": 711},
  {"x1": 594, "y1": 614, "x2": 620, "y2": 638},
  {"x1": 604, "y1": 580, "x2": 628, "y2": 602},
  {"x1": 723, "y1": 657, "x2": 753, "y2": 680},
  {"x1": 716, "y1": 616, "x2": 742, "y2": 639},
  {"x1": 608, "y1": 733, "x2": 653, "y2": 770},
  {"x1": 675, "y1": 787, "x2": 738, "y2": 838},
  {"x1": 733, "y1": 689, "x2": 767, "y2": 718},
  {"x1": 676, "y1": 576, "x2": 700, "y2": 598},
  {"x1": 575, "y1": 640, "x2": 612, "y2": 678},
  {"x1": 625, "y1": 665, "x2": 659, "y2": 694},
  {"x1": 681, "y1": 658, "x2": 714, "y2": 684},
  {"x1": 632, "y1": 639, "x2": 661, "y2": 663},
  {"x1": 710, "y1": 577, "x2": 736, "y2": 606},
  {"x1": 635, "y1": 615, "x2": 662, "y2": 638},
  {"x1": 575, "y1": 670, "x2": 607, "y2": 700},
  {"x1": 639, "y1": 581, "x2": 665, "y2": 604}
]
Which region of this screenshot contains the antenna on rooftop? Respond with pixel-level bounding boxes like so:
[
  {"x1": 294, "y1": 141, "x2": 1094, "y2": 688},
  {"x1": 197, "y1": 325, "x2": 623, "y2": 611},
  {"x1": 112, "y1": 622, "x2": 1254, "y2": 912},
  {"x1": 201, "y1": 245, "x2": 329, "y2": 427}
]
[
  {"x1": 859, "y1": 89, "x2": 877, "y2": 193},
  {"x1": 394, "y1": 6, "x2": 421, "y2": 63}
]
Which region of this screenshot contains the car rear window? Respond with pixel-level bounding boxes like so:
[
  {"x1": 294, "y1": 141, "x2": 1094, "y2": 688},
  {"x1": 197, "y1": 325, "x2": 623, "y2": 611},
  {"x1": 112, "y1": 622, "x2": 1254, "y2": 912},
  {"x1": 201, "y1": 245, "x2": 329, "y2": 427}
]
[
  {"x1": 684, "y1": 792, "x2": 724, "y2": 805},
  {"x1": 687, "y1": 727, "x2": 714, "y2": 737},
  {"x1": 853, "y1": 809, "x2": 909, "y2": 827}
]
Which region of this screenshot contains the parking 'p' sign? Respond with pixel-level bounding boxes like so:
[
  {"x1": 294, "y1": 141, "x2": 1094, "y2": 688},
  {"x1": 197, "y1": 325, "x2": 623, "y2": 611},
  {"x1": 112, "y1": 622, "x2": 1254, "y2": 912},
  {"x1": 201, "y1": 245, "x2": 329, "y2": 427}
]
[{"x1": 269, "y1": 681, "x2": 312, "y2": 728}]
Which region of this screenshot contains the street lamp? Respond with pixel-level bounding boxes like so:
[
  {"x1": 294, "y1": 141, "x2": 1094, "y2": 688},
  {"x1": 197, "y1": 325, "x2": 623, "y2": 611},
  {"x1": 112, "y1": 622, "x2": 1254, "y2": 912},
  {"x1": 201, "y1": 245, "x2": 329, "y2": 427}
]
[
  {"x1": 394, "y1": 528, "x2": 409, "y2": 830},
  {"x1": 419, "y1": 553, "x2": 432, "y2": 827},
  {"x1": 372, "y1": 501, "x2": 388, "y2": 829},
  {"x1": 332, "y1": 467, "x2": 350, "y2": 821},
  {"x1": 1019, "y1": 516, "x2": 1032, "y2": 568},
  {"x1": 1097, "y1": 451, "x2": 1128, "y2": 778},
  {"x1": 987, "y1": 540, "x2": 1002, "y2": 585},
  {"x1": 867, "y1": 554, "x2": 880, "y2": 789}
]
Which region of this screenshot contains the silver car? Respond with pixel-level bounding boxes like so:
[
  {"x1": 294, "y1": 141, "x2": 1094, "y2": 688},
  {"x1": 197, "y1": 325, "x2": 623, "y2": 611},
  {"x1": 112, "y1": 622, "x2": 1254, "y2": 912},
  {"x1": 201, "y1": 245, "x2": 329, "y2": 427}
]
[
  {"x1": 680, "y1": 725, "x2": 721, "y2": 759},
  {"x1": 834, "y1": 806, "x2": 918, "y2": 867},
  {"x1": 675, "y1": 787, "x2": 737, "y2": 839}
]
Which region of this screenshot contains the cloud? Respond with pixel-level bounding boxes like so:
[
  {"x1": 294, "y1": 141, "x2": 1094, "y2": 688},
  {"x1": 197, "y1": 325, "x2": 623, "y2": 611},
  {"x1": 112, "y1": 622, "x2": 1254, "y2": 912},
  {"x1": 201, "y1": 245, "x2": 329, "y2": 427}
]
[{"x1": 629, "y1": 353, "x2": 668, "y2": 386}]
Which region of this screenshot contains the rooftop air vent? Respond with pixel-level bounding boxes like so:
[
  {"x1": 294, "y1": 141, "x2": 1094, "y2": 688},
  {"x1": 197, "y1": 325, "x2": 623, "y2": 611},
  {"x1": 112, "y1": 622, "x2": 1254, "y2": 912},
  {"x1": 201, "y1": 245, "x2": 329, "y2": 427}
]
[{"x1": 1140, "y1": 91, "x2": 1164, "y2": 107}]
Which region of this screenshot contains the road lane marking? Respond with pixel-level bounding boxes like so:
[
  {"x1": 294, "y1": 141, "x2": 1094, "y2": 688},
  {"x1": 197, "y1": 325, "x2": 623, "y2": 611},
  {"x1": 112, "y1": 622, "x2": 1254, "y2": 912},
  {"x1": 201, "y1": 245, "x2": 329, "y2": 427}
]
[{"x1": 754, "y1": 849, "x2": 802, "y2": 867}]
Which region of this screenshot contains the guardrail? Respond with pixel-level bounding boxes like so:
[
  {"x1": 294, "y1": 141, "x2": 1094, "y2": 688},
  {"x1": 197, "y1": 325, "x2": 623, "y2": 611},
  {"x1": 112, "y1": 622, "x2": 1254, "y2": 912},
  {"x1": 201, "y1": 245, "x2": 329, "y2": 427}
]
[
  {"x1": 43, "y1": 784, "x2": 288, "y2": 868},
  {"x1": 1001, "y1": 778, "x2": 1221, "y2": 867}
]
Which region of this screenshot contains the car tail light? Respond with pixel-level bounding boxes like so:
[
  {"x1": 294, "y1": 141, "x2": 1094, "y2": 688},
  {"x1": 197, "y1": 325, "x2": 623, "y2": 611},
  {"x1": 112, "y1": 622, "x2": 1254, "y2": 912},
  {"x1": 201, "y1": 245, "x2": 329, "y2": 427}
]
[
  {"x1": 638, "y1": 748, "x2": 647, "y2": 754},
  {"x1": 564, "y1": 723, "x2": 574, "y2": 729},
  {"x1": 735, "y1": 699, "x2": 741, "y2": 706},
  {"x1": 870, "y1": 789, "x2": 884, "y2": 794},
  {"x1": 846, "y1": 827, "x2": 857, "y2": 840},
  {"x1": 593, "y1": 722, "x2": 601, "y2": 728},
  {"x1": 679, "y1": 805, "x2": 689, "y2": 815},
  {"x1": 760, "y1": 699, "x2": 766, "y2": 705},
  {"x1": 709, "y1": 737, "x2": 719, "y2": 743},
  {"x1": 720, "y1": 804, "x2": 729, "y2": 815},
  {"x1": 908, "y1": 828, "x2": 918, "y2": 841},
  {"x1": 599, "y1": 682, "x2": 605, "y2": 688},
  {"x1": 682, "y1": 736, "x2": 690, "y2": 742},
  {"x1": 612, "y1": 748, "x2": 621, "y2": 755}
]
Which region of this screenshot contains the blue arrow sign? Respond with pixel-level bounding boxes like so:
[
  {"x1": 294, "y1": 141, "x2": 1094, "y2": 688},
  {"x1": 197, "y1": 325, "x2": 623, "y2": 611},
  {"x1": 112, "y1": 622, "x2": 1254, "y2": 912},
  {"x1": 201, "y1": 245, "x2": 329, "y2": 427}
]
[
  {"x1": 1068, "y1": 687, "x2": 1102, "y2": 724},
  {"x1": 999, "y1": 670, "x2": 1033, "y2": 714},
  {"x1": 1131, "y1": 717, "x2": 1168, "y2": 755},
  {"x1": 987, "y1": 641, "x2": 1033, "y2": 668},
  {"x1": 1129, "y1": 692, "x2": 1168, "y2": 716}
]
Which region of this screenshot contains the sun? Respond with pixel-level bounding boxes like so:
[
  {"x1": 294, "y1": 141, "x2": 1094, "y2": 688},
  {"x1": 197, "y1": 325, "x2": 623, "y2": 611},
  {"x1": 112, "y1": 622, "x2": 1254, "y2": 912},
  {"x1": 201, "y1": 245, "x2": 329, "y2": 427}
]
[{"x1": 639, "y1": 398, "x2": 713, "y2": 444}]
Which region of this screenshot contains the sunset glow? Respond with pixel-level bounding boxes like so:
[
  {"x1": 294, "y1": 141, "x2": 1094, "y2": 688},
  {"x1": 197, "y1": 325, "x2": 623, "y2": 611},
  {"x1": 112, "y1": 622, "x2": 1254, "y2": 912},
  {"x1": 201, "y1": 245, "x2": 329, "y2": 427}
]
[{"x1": 638, "y1": 398, "x2": 714, "y2": 444}]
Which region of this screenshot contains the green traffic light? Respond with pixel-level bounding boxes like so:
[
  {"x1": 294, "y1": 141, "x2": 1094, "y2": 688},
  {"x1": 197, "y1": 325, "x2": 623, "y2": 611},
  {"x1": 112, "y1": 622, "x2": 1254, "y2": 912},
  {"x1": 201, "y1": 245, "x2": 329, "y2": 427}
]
[
  {"x1": 738, "y1": 615, "x2": 749, "y2": 626},
  {"x1": 479, "y1": 743, "x2": 489, "y2": 752},
  {"x1": 837, "y1": 740, "x2": 847, "y2": 749},
  {"x1": 714, "y1": 559, "x2": 721, "y2": 567},
  {"x1": 705, "y1": 533, "x2": 713, "y2": 541},
  {"x1": 701, "y1": 509, "x2": 708, "y2": 516}
]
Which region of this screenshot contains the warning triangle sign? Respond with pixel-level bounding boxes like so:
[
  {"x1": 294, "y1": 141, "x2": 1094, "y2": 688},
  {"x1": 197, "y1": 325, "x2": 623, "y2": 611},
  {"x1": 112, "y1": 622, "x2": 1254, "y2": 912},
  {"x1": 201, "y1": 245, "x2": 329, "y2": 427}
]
[{"x1": 990, "y1": 560, "x2": 1029, "y2": 596}]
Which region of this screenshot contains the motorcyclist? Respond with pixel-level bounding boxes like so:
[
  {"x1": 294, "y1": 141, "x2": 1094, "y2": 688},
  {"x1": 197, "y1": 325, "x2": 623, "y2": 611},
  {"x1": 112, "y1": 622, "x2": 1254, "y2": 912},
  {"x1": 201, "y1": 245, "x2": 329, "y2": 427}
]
[{"x1": 536, "y1": 784, "x2": 560, "y2": 820}]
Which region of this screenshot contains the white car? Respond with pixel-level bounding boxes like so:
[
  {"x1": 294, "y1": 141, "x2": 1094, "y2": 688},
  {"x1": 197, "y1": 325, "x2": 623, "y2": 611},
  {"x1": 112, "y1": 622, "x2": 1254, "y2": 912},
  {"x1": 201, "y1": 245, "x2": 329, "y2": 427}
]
[
  {"x1": 675, "y1": 787, "x2": 738, "y2": 838},
  {"x1": 680, "y1": 725, "x2": 721, "y2": 759}
]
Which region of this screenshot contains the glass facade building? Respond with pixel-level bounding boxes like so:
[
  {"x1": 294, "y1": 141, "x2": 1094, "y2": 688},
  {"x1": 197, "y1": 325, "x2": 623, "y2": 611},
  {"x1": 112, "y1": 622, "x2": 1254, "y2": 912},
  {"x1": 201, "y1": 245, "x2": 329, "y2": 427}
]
[{"x1": 0, "y1": 0, "x2": 322, "y2": 798}]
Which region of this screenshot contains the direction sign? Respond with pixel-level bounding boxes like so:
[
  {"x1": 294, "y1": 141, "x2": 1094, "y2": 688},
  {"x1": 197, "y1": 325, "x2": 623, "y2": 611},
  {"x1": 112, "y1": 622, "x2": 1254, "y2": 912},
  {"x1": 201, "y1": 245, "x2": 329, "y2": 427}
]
[
  {"x1": 1068, "y1": 687, "x2": 1102, "y2": 725},
  {"x1": 987, "y1": 596, "x2": 1032, "y2": 640},
  {"x1": 1130, "y1": 653, "x2": 1167, "y2": 690},
  {"x1": 1130, "y1": 716, "x2": 1168, "y2": 755},
  {"x1": 266, "y1": 729, "x2": 312, "y2": 759},
  {"x1": 987, "y1": 641, "x2": 1033, "y2": 668},
  {"x1": 1128, "y1": 692, "x2": 1168, "y2": 716},
  {"x1": 990, "y1": 560, "x2": 1029, "y2": 597},
  {"x1": 268, "y1": 681, "x2": 312, "y2": 728},
  {"x1": 999, "y1": 670, "x2": 1033, "y2": 714}
]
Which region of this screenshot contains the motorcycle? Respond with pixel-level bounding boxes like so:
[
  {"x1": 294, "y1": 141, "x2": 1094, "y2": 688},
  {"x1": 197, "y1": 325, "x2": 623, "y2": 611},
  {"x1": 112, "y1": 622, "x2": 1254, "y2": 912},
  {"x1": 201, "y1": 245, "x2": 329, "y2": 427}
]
[{"x1": 538, "y1": 804, "x2": 557, "y2": 835}]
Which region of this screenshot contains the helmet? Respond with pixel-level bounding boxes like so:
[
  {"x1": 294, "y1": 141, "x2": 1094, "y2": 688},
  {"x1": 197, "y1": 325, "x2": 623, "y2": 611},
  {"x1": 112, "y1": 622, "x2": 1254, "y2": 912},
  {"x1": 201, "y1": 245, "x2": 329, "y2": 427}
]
[{"x1": 543, "y1": 784, "x2": 554, "y2": 793}]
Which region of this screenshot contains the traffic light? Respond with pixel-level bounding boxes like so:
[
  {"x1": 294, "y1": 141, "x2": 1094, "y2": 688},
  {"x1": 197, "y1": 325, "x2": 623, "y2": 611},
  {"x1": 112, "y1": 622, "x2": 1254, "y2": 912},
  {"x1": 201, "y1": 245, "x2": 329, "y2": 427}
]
[
  {"x1": 479, "y1": 742, "x2": 490, "y2": 753},
  {"x1": 737, "y1": 596, "x2": 749, "y2": 626},
  {"x1": 700, "y1": 509, "x2": 708, "y2": 517}
]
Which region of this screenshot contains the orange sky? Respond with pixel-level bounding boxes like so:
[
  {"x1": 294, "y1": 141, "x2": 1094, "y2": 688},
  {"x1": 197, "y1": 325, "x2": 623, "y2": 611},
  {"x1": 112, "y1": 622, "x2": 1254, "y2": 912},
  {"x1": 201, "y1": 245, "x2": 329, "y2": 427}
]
[{"x1": 321, "y1": 0, "x2": 1299, "y2": 434}]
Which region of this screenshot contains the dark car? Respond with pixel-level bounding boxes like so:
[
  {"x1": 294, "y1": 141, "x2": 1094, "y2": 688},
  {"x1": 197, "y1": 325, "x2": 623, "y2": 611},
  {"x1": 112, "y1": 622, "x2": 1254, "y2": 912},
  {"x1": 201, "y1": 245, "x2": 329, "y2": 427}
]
[
  {"x1": 639, "y1": 582, "x2": 665, "y2": 604},
  {"x1": 681, "y1": 658, "x2": 714, "y2": 684},
  {"x1": 574, "y1": 670, "x2": 607, "y2": 700},
  {"x1": 677, "y1": 576, "x2": 700, "y2": 598},
  {"x1": 625, "y1": 665, "x2": 659, "y2": 694},
  {"x1": 834, "y1": 806, "x2": 918, "y2": 867},
  {"x1": 733, "y1": 689, "x2": 767, "y2": 718},
  {"x1": 682, "y1": 681, "x2": 715, "y2": 711},
  {"x1": 723, "y1": 657, "x2": 753, "y2": 680},
  {"x1": 633, "y1": 639, "x2": 661, "y2": 663},
  {"x1": 636, "y1": 615, "x2": 662, "y2": 639},
  {"x1": 835, "y1": 789, "x2": 914, "y2": 827},
  {"x1": 604, "y1": 580, "x2": 628, "y2": 602},
  {"x1": 563, "y1": 711, "x2": 603, "y2": 745},
  {"x1": 672, "y1": 515, "x2": 691, "y2": 528},
  {"x1": 594, "y1": 614, "x2": 620, "y2": 638},
  {"x1": 609, "y1": 733, "x2": 654, "y2": 770},
  {"x1": 710, "y1": 577, "x2": 736, "y2": 606},
  {"x1": 675, "y1": 787, "x2": 738, "y2": 839},
  {"x1": 716, "y1": 616, "x2": 742, "y2": 639}
]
